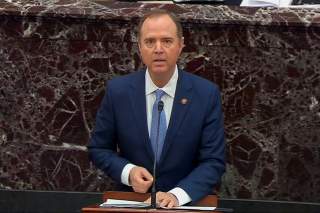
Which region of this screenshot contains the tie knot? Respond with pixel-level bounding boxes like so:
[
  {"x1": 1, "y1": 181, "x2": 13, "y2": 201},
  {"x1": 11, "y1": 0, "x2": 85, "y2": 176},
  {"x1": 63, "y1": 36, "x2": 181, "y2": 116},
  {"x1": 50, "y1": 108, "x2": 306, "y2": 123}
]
[{"x1": 155, "y1": 89, "x2": 165, "y2": 101}]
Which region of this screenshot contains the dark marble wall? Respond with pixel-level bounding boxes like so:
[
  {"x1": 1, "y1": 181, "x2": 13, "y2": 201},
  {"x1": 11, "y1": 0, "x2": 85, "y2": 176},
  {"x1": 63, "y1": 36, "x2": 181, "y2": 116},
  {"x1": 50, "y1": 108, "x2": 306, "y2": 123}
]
[{"x1": 0, "y1": 0, "x2": 319, "y2": 203}]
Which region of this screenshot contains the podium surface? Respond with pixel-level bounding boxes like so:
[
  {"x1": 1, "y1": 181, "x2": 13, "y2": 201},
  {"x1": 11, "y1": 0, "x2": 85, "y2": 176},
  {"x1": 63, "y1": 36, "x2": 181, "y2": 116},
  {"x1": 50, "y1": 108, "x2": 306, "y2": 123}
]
[{"x1": 82, "y1": 191, "x2": 220, "y2": 213}]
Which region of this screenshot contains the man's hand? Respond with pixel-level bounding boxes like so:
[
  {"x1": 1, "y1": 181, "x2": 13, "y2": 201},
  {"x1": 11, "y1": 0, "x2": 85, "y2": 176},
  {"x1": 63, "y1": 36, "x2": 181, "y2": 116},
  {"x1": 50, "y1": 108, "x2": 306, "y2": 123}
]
[
  {"x1": 129, "y1": 166, "x2": 153, "y2": 193},
  {"x1": 144, "y1": 191, "x2": 179, "y2": 208}
]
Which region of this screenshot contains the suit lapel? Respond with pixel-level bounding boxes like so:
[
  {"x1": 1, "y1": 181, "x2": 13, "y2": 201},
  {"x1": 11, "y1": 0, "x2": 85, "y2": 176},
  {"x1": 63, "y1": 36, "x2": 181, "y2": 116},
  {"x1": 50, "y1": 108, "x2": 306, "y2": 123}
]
[
  {"x1": 129, "y1": 70, "x2": 154, "y2": 162},
  {"x1": 160, "y1": 70, "x2": 193, "y2": 164}
]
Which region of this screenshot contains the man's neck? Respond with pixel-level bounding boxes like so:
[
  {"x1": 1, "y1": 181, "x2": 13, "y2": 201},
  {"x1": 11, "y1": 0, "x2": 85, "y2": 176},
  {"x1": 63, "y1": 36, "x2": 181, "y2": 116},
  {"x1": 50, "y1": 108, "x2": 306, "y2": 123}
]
[{"x1": 148, "y1": 70, "x2": 175, "y2": 88}]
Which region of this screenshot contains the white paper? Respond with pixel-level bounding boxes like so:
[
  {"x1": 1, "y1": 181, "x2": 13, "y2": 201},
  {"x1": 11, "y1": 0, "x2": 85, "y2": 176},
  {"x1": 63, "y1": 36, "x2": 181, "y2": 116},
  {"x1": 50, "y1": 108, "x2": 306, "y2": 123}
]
[
  {"x1": 241, "y1": 0, "x2": 293, "y2": 7},
  {"x1": 100, "y1": 199, "x2": 149, "y2": 208},
  {"x1": 289, "y1": 4, "x2": 320, "y2": 7},
  {"x1": 138, "y1": 1, "x2": 174, "y2": 3},
  {"x1": 169, "y1": 206, "x2": 216, "y2": 211},
  {"x1": 100, "y1": 199, "x2": 216, "y2": 211}
]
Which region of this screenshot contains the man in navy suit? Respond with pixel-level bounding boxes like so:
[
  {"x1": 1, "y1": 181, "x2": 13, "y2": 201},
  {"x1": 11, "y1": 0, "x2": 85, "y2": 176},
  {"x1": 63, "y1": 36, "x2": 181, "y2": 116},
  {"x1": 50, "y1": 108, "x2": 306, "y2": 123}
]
[{"x1": 88, "y1": 9, "x2": 225, "y2": 208}]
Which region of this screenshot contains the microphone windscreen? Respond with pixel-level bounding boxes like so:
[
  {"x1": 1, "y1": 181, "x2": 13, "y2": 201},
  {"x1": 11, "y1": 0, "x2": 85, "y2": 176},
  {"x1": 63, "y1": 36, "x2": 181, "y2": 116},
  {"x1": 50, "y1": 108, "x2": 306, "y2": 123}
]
[{"x1": 158, "y1": 101, "x2": 164, "y2": 111}]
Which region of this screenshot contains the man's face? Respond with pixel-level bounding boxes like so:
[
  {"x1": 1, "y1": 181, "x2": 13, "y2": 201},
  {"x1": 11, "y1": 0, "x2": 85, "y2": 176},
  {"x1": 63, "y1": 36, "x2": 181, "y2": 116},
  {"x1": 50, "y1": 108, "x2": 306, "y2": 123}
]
[{"x1": 139, "y1": 14, "x2": 184, "y2": 77}]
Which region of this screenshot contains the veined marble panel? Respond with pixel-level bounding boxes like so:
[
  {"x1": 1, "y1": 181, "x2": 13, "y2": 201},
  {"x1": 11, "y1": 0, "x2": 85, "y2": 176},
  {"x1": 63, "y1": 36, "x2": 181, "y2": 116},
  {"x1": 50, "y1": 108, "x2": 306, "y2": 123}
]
[{"x1": 0, "y1": 0, "x2": 319, "y2": 203}]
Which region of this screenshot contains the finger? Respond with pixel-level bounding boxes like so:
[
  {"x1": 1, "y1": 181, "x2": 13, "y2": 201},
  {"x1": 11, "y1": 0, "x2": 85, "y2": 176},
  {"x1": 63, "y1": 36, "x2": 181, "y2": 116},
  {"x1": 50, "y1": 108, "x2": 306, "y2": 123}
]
[
  {"x1": 144, "y1": 197, "x2": 151, "y2": 204},
  {"x1": 136, "y1": 169, "x2": 152, "y2": 183},
  {"x1": 132, "y1": 178, "x2": 148, "y2": 193},
  {"x1": 141, "y1": 168, "x2": 153, "y2": 181},
  {"x1": 132, "y1": 186, "x2": 143, "y2": 193},
  {"x1": 130, "y1": 167, "x2": 145, "y2": 184},
  {"x1": 138, "y1": 175, "x2": 153, "y2": 191},
  {"x1": 168, "y1": 193, "x2": 178, "y2": 207},
  {"x1": 167, "y1": 200, "x2": 174, "y2": 208},
  {"x1": 139, "y1": 181, "x2": 153, "y2": 192},
  {"x1": 160, "y1": 197, "x2": 171, "y2": 208},
  {"x1": 134, "y1": 185, "x2": 148, "y2": 193},
  {"x1": 155, "y1": 191, "x2": 165, "y2": 203},
  {"x1": 136, "y1": 178, "x2": 152, "y2": 189},
  {"x1": 135, "y1": 175, "x2": 149, "y2": 185},
  {"x1": 157, "y1": 193, "x2": 169, "y2": 207},
  {"x1": 132, "y1": 182, "x2": 151, "y2": 193}
]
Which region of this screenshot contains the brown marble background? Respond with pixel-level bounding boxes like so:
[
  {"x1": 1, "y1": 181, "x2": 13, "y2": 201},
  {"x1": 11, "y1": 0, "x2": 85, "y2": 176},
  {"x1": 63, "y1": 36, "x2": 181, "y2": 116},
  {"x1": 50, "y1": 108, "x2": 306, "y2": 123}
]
[{"x1": 0, "y1": 0, "x2": 319, "y2": 203}]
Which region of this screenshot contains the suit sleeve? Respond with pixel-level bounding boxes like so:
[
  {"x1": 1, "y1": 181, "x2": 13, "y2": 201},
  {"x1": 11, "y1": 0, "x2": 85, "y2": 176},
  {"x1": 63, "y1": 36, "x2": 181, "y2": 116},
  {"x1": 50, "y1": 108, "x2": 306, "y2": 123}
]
[
  {"x1": 88, "y1": 81, "x2": 130, "y2": 183},
  {"x1": 177, "y1": 85, "x2": 226, "y2": 202}
]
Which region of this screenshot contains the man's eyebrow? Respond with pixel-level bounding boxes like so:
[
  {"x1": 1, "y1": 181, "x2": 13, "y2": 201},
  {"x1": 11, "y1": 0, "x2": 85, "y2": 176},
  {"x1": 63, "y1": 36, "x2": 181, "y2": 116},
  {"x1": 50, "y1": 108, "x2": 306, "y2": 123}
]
[{"x1": 143, "y1": 37, "x2": 155, "y2": 40}]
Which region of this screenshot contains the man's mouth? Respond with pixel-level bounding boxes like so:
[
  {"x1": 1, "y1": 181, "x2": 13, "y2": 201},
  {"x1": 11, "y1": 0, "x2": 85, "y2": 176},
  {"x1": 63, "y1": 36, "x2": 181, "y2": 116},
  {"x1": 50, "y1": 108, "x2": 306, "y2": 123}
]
[{"x1": 153, "y1": 59, "x2": 166, "y2": 62}]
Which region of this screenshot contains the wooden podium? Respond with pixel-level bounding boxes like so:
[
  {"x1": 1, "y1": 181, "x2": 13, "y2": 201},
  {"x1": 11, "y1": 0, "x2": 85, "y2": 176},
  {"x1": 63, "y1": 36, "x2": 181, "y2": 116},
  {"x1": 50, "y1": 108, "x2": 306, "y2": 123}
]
[{"x1": 82, "y1": 191, "x2": 220, "y2": 213}]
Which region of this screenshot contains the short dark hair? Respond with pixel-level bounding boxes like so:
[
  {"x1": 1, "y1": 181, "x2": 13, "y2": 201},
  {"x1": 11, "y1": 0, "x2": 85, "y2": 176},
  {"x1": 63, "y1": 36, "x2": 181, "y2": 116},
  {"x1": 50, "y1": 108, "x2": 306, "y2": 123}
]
[{"x1": 137, "y1": 9, "x2": 183, "y2": 42}]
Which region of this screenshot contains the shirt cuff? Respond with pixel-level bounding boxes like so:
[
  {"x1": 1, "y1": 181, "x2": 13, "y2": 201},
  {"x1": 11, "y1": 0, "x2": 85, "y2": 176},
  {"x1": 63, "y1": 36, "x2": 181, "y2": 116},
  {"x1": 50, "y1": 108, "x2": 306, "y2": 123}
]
[
  {"x1": 121, "y1": 163, "x2": 136, "y2": 186},
  {"x1": 169, "y1": 187, "x2": 192, "y2": 206}
]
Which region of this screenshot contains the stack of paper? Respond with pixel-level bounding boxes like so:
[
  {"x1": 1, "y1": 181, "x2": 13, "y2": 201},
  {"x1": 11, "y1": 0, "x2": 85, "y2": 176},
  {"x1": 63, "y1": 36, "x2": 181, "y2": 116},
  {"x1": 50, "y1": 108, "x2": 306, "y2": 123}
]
[
  {"x1": 100, "y1": 199, "x2": 216, "y2": 211},
  {"x1": 240, "y1": 0, "x2": 292, "y2": 7},
  {"x1": 100, "y1": 199, "x2": 149, "y2": 208}
]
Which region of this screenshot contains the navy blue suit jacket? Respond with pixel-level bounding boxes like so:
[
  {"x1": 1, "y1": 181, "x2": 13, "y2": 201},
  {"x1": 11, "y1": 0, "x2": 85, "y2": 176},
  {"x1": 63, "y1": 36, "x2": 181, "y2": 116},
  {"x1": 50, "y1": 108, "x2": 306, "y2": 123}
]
[{"x1": 88, "y1": 69, "x2": 225, "y2": 202}]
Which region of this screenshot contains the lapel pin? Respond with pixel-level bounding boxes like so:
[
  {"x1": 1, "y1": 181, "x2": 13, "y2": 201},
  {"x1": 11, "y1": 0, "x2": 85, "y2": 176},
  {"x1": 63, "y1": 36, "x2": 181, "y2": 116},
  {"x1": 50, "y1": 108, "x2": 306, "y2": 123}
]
[{"x1": 181, "y1": 98, "x2": 188, "y2": 105}]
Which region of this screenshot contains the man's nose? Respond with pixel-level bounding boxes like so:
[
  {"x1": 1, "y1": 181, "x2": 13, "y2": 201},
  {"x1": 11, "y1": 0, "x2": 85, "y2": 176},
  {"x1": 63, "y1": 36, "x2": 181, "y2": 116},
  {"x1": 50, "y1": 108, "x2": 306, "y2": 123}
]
[{"x1": 154, "y1": 41, "x2": 164, "y2": 53}]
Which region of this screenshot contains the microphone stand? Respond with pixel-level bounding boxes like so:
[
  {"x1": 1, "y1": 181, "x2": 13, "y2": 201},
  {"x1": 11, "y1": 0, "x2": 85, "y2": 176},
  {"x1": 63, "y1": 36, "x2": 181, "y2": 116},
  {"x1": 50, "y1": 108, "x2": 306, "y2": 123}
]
[{"x1": 151, "y1": 100, "x2": 164, "y2": 209}]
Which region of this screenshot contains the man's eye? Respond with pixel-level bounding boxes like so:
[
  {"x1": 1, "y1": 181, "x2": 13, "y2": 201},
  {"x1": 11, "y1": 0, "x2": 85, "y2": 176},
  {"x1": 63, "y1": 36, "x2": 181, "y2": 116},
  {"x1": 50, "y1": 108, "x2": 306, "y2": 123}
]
[
  {"x1": 145, "y1": 39, "x2": 154, "y2": 47},
  {"x1": 162, "y1": 39, "x2": 173, "y2": 47}
]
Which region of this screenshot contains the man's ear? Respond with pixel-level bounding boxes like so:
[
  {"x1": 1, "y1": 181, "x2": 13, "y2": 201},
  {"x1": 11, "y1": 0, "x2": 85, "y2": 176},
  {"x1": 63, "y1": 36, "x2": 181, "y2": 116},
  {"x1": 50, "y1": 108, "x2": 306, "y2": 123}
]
[
  {"x1": 182, "y1": 37, "x2": 185, "y2": 47},
  {"x1": 137, "y1": 42, "x2": 144, "y2": 64},
  {"x1": 138, "y1": 41, "x2": 142, "y2": 52},
  {"x1": 179, "y1": 37, "x2": 185, "y2": 53}
]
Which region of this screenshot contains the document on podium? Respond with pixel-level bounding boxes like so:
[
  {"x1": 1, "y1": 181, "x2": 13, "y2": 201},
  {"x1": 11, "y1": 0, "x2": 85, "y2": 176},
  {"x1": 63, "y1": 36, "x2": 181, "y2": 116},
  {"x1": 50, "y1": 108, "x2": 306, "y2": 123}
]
[
  {"x1": 241, "y1": 0, "x2": 320, "y2": 7},
  {"x1": 100, "y1": 199, "x2": 149, "y2": 208},
  {"x1": 100, "y1": 199, "x2": 217, "y2": 211},
  {"x1": 240, "y1": 0, "x2": 292, "y2": 7}
]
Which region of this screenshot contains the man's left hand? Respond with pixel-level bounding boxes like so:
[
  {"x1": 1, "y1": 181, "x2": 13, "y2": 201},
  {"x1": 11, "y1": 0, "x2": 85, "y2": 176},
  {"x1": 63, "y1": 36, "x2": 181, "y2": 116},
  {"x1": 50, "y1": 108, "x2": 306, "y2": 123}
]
[{"x1": 144, "y1": 191, "x2": 179, "y2": 208}]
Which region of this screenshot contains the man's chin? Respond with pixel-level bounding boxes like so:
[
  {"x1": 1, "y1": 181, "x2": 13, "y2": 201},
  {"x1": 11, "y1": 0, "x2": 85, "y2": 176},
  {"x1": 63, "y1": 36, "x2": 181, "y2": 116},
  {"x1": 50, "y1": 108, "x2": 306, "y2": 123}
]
[{"x1": 150, "y1": 66, "x2": 168, "y2": 74}]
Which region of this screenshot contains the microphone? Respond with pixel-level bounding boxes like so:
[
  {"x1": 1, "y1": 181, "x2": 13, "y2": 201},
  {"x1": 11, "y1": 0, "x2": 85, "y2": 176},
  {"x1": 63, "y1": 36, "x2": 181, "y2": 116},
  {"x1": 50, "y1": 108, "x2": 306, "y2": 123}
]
[
  {"x1": 151, "y1": 100, "x2": 164, "y2": 209},
  {"x1": 158, "y1": 100, "x2": 164, "y2": 112}
]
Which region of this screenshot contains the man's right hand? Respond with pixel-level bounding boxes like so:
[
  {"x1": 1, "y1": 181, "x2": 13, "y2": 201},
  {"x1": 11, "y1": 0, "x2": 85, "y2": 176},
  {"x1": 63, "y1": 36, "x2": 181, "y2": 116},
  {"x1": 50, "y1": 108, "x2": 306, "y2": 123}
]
[{"x1": 129, "y1": 166, "x2": 153, "y2": 193}]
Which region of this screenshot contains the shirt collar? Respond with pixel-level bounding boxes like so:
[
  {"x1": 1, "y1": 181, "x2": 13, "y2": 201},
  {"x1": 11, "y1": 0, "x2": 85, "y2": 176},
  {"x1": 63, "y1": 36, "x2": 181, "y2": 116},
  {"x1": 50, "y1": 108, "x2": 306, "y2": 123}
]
[{"x1": 145, "y1": 65, "x2": 178, "y2": 98}]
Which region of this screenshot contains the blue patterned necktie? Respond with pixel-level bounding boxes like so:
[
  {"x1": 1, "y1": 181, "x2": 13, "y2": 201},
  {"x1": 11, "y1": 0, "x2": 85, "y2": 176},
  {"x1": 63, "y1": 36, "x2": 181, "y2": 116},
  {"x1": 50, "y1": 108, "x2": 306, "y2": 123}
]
[{"x1": 150, "y1": 89, "x2": 167, "y2": 162}]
